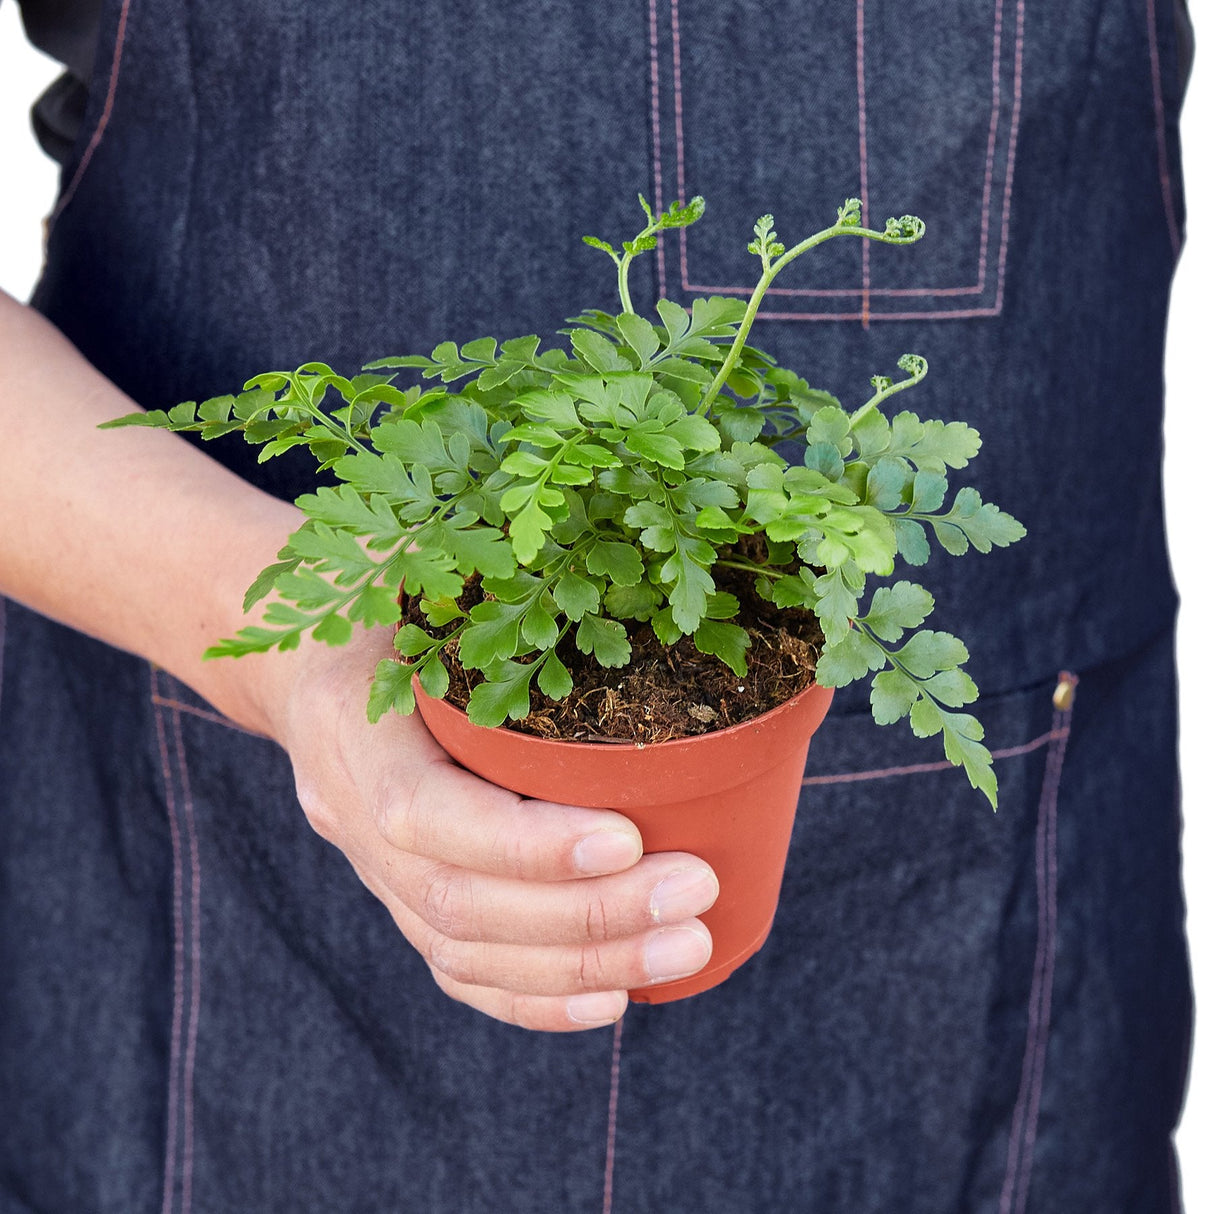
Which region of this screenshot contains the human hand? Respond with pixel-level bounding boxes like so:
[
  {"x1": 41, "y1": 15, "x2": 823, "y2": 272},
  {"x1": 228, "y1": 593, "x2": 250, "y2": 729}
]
[{"x1": 264, "y1": 626, "x2": 719, "y2": 1031}]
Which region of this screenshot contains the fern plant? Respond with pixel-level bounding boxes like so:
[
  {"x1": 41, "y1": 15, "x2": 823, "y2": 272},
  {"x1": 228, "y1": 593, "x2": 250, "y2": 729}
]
[{"x1": 105, "y1": 197, "x2": 1024, "y2": 806}]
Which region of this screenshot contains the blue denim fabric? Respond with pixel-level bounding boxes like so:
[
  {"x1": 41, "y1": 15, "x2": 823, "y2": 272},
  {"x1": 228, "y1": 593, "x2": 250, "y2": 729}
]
[{"x1": 1, "y1": 0, "x2": 1193, "y2": 1210}]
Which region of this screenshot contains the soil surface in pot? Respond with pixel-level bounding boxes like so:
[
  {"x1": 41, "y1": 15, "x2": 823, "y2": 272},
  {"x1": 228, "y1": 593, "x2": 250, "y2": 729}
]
[{"x1": 401, "y1": 539, "x2": 825, "y2": 743}]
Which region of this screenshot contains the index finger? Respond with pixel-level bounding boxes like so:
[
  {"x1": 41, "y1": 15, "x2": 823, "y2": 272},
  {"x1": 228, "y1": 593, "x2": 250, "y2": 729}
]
[{"x1": 375, "y1": 752, "x2": 644, "y2": 881}]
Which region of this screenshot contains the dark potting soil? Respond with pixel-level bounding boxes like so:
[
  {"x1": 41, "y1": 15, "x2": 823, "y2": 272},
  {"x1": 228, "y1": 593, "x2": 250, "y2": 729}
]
[{"x1": 400, "y1": 542, "x2": 824, "y2": 744}]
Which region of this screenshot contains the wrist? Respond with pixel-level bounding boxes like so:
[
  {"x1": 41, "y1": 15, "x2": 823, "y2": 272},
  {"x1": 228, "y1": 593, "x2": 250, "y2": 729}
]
[{"x1": 236, "y1": 622, "x2": 399, "y2": 748}]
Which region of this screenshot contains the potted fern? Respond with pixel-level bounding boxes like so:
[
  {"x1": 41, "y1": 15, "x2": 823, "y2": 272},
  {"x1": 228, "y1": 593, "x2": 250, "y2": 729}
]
[{"x1": 105, "y1": 197, "x2": 1024, "y2": 1000}]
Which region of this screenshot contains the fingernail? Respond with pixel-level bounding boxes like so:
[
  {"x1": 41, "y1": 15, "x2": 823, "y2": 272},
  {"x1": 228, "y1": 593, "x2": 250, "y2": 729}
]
[
  {"x1": 644, "y1": 925, "x2": 712, "y2": 983},
  {"x1": 649, "y1": 867, "x2": 719, "y2": 924},
  {"x1": 573, "y1": 830, "x2": 642, "y2": 875},
  {"x1": 567, "y1": 991, "x2": 626, "y2": 1025}
]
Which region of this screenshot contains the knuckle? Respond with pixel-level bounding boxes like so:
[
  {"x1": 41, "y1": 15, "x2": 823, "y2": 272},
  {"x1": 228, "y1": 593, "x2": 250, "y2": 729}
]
[
  {"x1": 373, "y1": 758, "x2": 440, "y2": 851},
  {"x1": 417, "y1": 864, "x2": 475, "y2": 940},
  {"x1": 408, "y1": 913, "x2": 455, "y2": 974},
  {"x1": 504, "y1": 993, "x2": 574, "y2": 1033},
  {"x1": 576, "y1": 942, "x2": 613, "y2": 992},
  {"x1": 370, "y1": 789, "x2": 397, "y2": 843},
  {"x1": 583, "y1": 893, "x2": 613, "y2": 943},
  {"x1": 372, "y1": 784, "x2": 411, "y2": 848},
  {"x1": 295, "y1": 779, "x2": 340, "y2": 843},
  {"x1": 486, "y1": 814, "x2": 534, "y2": 879},
  {"x1": 423, "y1": 935, "x2": 477, "y2": 986},
  {"x1": 505, "y1": 990, "x2": 536, "y2": 1029},
  {"x1": 420, "y1": 922, "x2": 485, "y2": 990},
  {"x1": 427, "y1": 964, "x2": 475, "y2": 1010},
  {"x1": 432, "y1": 973, "x2": 558, "y2": 1033}
]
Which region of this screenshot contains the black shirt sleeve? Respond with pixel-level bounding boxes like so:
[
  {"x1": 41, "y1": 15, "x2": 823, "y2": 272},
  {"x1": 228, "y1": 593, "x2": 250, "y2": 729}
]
[{"x1": 8, "y1": 0, "x2": 104, "y2": 164}]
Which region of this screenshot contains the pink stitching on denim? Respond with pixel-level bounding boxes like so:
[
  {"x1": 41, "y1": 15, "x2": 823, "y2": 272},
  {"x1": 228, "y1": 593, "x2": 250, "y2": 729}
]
[
  {"x1": 152, "y1": 669, "x2": 204, "y2": 1214},
  {"x1": 976, "y1": 0, "x2": 1007, "y2": 294},
  {"x1": 150, "y1": 695, "x2": 257, "y2": 737},
  {"x1": 856, "y1": 0, "x2": 871, "y2": 329},
  {"x1": 152, "y1": 669, "x2": 186, "y2": 1214},
  {"x1": 671, "y1": 0, "x2": 692, "y2": 297},
  {"x1": 998, "y1": 673, "x2": 1077, "y2": 1214},
  {"x1": 1145, "y1": 0, "x2": 1183, "y2": 260},
  {"x1": 736, "y1": 306, "x2": 1005, "y2": 322},
  {"x1": 660, "y1": 0, "x2": 1025, "y2": 319},
  {"x1": 649, "y1": 0, "x2": 669, "y2": 299},
  {"x1": 172, "y1": 708, "x2": 202, "y2": 1214},
  {"x1": 802, "y1": 725, "x2": 1066, "y2": 787},
  {"x1": 675, "y1": 280, "x2": 989, "y2": 299},
  {"x1": 990, "y1": 0, "x2": 1025, "y2": 321},
  {"x1": 601, "y1": 1015, "x2": 625, "y2": 1214},
  {"x1": 671, "y1": 0, "x2": 687, "y2": 207},
  {"x1": 47, "y1": 0, "x2": 134, "y2": 232}
]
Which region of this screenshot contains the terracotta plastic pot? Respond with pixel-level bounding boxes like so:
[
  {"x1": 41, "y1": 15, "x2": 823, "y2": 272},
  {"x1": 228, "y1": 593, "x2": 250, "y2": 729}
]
[{"x1": 413, "y1": 677, "x2": 834, "y2": 1003}]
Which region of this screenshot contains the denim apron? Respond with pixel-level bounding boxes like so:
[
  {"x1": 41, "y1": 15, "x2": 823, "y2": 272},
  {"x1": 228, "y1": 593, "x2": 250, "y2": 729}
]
[{"x1": 0, "y1": 1, "x2": 1194, "y2": 1210}]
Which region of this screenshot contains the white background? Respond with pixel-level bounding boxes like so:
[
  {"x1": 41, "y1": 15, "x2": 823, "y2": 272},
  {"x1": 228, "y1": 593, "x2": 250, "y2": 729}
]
[{"x1": 1, "y1": 3, "x2": 1209, "y2": 1206}]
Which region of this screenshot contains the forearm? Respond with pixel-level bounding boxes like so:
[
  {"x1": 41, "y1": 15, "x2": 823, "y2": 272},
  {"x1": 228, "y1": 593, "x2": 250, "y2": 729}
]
[{"x1": 0, "y1": 289, "x2": 302, "y2": 734}]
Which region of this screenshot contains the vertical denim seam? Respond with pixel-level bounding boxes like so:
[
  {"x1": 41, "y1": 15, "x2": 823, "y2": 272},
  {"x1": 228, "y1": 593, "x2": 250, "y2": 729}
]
[
  {"x1": 975, "y1": 0, "x2": 1009, "y2": 298},
  {"x1": 152, "y1": 668, "x2": 187, "y2": 1214},
  {"x1": 856, "y1": 0, "x2": 872, "y2": 329},
  {"x1": 997, "y1": 672, "x2": 1077, "y2": 1214},
  {"x1": 648, "y1": 0, "x2": 668, "y2": 300},
  {"x1": 172, "y1": 706, "x2": 203, "y2": 1214},
  {"x1": 151, "y1": 667, "x2": 203, "y2": 1214},
  {"x1": 669, "y1": 0, "x2": 688, "y2": 258},
  {"x1": 46, "y1": 0, "x2": 135, "y2": 234},
  {"x1": 166, "y1": 0, "x2": 202, "y2": 382},
  {"x1": 1144, "y1": 0, "x2": 1184, "y2": 260},
  {"x1": 993, "y1": 0, "x2": 1027, "y2": 325},
  {"x1": 600, "y1": 1015, "x2": 626, "y2": 1214}
]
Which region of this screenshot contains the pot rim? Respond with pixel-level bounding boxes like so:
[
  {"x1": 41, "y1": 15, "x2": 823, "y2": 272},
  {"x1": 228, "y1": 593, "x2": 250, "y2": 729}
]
[{"x1": 412, "y1": 671, "x2": 831, "y2": 755}]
